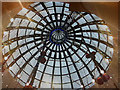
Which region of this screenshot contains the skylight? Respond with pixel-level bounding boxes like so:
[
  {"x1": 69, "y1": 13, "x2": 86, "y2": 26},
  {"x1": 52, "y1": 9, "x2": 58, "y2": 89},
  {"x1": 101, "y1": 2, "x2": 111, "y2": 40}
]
[{"x1": 2, "y1": 2, "x2": 114, "y2": 89}]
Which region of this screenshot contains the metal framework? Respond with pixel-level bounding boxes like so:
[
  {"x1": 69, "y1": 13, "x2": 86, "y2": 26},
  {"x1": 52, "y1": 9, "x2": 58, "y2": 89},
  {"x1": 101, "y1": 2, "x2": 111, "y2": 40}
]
[{"x1": 2, "y1": 2, "x2": 114, "y2": 89}]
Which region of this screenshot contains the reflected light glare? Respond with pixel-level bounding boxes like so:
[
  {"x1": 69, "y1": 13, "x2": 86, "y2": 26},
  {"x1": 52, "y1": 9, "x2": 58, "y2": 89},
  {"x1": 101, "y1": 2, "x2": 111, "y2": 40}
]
[
  {"x1": 18, "y1": 0, "x2": 24, "y2": 8},
  {"x1": 9, "y1": 67, "x2": 12, "y2": 70},
  {"x1": 10, "y1": 18, "x2": 14, "y2": 22},
  {"x1": 6, "y1": 85, "x2": 8, "y2": 87},
  {"x1": 109, "y1": 48, "x2": 113, "y2": 52},
  {"x1": 4, "y1": 57, "x2": 8, "y2": 60},
  {"x1": 26, "y1": 82, "x2": 29, "y2": 86},
  {"x1": 100, "y1": 70, "x2": 104, "y2": 74},
  {"x1": 17, "y1": 74, "x2": 20, "y2": 78},
  {"x1": 105, "y1": 58, "x2": 109, "y2": 64},
  {"x1": 4, "y1": 31, "x2": 8, "y2": 35},
  {"x1": 92, "y1": 79, "x2": 95, "y2": 83},
  {"x1": 109, "y1": 36, "x2": 113, "y2": 40},
  {"x1": 33, "y1": 84, "x2": 36, "y2": 87},
  {"x1": 81, "y1": 85, "x2": 83, "y2": 88}
]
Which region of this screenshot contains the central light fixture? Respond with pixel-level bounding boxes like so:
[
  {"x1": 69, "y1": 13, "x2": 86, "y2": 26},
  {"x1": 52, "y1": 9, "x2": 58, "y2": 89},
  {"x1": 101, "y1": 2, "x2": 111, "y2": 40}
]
[{"x1": 49, "y1": 29, "x2": 67, "y2": 45}]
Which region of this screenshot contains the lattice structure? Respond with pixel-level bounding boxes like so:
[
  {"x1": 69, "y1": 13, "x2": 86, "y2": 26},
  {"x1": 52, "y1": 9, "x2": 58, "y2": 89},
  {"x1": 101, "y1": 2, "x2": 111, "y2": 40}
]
[{"x1": 2, "y1": 2, "x2": 114, "y2": 89}]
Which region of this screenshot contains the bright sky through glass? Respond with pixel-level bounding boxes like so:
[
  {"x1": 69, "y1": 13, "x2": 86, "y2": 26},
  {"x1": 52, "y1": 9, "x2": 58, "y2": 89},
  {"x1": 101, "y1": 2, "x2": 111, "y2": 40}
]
[{"x1": 2, "y1": 2, "x2": 114, "y2": 89}]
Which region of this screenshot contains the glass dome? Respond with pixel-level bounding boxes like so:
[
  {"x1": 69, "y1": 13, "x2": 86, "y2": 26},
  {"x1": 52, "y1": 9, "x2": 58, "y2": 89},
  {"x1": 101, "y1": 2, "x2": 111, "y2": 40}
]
[{"x1": 2, "y1": 2, "x2": 114, "y2": 89}]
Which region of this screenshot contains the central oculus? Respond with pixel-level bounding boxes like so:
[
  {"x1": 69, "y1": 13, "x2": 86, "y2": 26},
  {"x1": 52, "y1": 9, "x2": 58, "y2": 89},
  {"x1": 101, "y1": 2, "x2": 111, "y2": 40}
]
[{"x1": 49, "y1": 29, "x2": 67, "y2": 45}]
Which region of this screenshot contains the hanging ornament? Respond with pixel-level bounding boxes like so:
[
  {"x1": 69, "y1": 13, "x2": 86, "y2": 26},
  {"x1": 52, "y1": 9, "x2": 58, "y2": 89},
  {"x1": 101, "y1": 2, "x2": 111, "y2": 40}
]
[
  {"x1": 86, "y1": 53, "x2": 90, "y2": 58},
  {"x1": 24, "y1": 82, "x2": 33, "y2": 88},
  {"x1": 96, "y1": 77, "x2": 104, "y2": 85},
  {"x1": 86, "y1": 51, "x2": 96, "y2": 59},
  {"x1": 41, "y1": 51, "x2": 46, "y2": 56},
  {"x1": 24, "y1": 85, "x2": 33, "y2": 88},
  {"x1": 37, "y1": 51, "x2": 47, "y2": 64},
  {"x1": 101, "y1": 73, "x2": 110, "y2": 82},
  {"x1": 92, "y1": 51, "x2": 96, "y2": 55},
  {"x1": 40, "y1": 57, "x2": 46, "y2": 64}
]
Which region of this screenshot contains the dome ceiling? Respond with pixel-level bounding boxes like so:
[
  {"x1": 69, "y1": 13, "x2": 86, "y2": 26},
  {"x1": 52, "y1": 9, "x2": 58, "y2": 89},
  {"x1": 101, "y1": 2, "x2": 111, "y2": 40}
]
[{"x1": 2, "y1": 2, "x2": 114, "y2": 89}]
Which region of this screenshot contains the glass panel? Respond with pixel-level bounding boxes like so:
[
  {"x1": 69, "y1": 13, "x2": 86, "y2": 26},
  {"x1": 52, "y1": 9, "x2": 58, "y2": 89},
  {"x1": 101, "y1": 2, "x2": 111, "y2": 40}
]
[
  {"x1": 33, "y1": 15, "x2": 41, "y2": 22},
  {"x1": 63, "y1": 83, "x2": 71, "y2": 88},
  {"x1": 64, "y1": 8, "x2": 69, "y2": 15},
  {"x1": 10, "y1": 63, "x2": 19, "y2": 75},
  {"x1": 75, "y1": 61, "x2": 84, "y2": 70},
  {"x1": 46, "y1": 17, "x2": 51, "y2": 22},
  {"x1": 71, "y1": 72, "x2": 79, "y2": 81},
  {"x1": 90, "y1": 25, "x2": 98, "y2": 30},
  {"x1": 69, "y1": 65, "x2": 76, "y2": 73},
  {"x1": 62, "y1": 75, "x2": 70, "y2": 83},
  {"x1": 92, "y1": 32, "x2": 98, "y2": 39},
  {"x1": 35, "y1": 71, "x2": 42, "y2": 80},
  {"x1": 18, "y1": 8, "x2": 28, "y2": 16},
  {"x1": 42, "y1": 74, "x2": 52, "y2": 83},
  {"x1": 84, "y1": 14, "x2": 93, "y2": 22},
  {"x1": 18, "y1": 39, "x2": 26, "y2": 45},
  {"x1": 40, "y1": 82, "x2": 51, "y2": 88},
  {"x1": 35, "y1": 4, "x2": 43, "y2": 11},
  {"x1": 87, "y1": 61, "x2": 95, "y2": 71},
  {"x1": 92, "y1": 14, "x2": 102, "y2": 20},
  {"x1": 91, "y1": 40, "x2": 98, "y2": 48},
  {"x1": 100, "y1": 33, "x2": 107, "y2": 42},
  {"x1": 10, "y1": 41, "x2": 17, "y2": 50},
  {"x1": 19, "y1": 45, "x2": 28, "y2": 53},
  {"x1": 16, "y1": 57, "x2": 26, "y2": 68},
  {"x1": 24, "y1": 64, "x2": 33, "y2": 75},
  {"x1": 33, "y1": 79, "x2": 39, "y2": 88},
  {"x1": 108, "y1": 36, "x2": 113, "y2": 45},
  {"x1": 99, "y1": 43, "x2": 106, "y2": 52},
  {"x1": 20, "y1": 19, "x2": 29, "y2": 27},
  {"x1": 26, "y1": 11, "x2": 35, "y2": 18},
  {"x1": 23, "y1": 52, "x2": 32, "y2": 61},
  {"x1": 30, "y1": 2, "x2": 39, "y2": 7},
  {"x1": 53, "y1": 76, "x2": 61, "y2": 83},
  {"x1": 55, "y1": 2, "x2": 64, "y2": 6},
  {"x1": 56, "y1": 7, "x2": 63, "y2": 13},
  {"x1": 45, "y1": 66, "x2": 53, "y2": 74},
  {"x1": 48, "y1": 7, "x2": 54, "y2": 14},
  {"x1": 106, "y1": 47, "x2": 113, "y2": 57},
  {"x1": 12, "y1": 18, "x2": 22, "y2": 27},
  {"x1": 77, "y1": 17, "x2": 86, "y2": 25},
  {"x1": 18, "y1": 29, "x2": 26, "y2": 37},
  {"x1": 12, "y1": 49, "x2": 21, "y2": 59},
  {"x1": 95, "y1": 52, "x2": 103, "y2": 63},
  {"x1": 101, "y1": 59, "x2": 108, "y2": 70},
  {"x1": 20, "y1": 71, "x2": 29, "y2": 83},
  {"x1": 40, "y1": 10, "x2": 48, "y2": 17},
  {"x1": 92, "y1": 68, "x2": 100, "y2": 79},
  {"x1": 83, "y1": 75, "x2": 92, "y2": 86},
  {"x1": 9, "y1": 29, "x2": 17, "y2": 39},
  {"x1": 73, "y1": 81, "x2": 81, "y2": 88},
  {"x1": 62, "y1": 67, "x2": 68, "y2": 74},
  {"x1": 79, "y1": 67, "x2": 89, "y2": 78},
  {"x1": 44, "y1": 1, "x2": 53, "y2": 7},
  {"x1": 82, "y1": 26, "x2": 89, "y2": 30},
  {"x1": 28, "y1": 21, "x2": 37, "y2": 28},
  {"x1": 98, "y1": 25, "x2": 108, "y2": 31}
]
